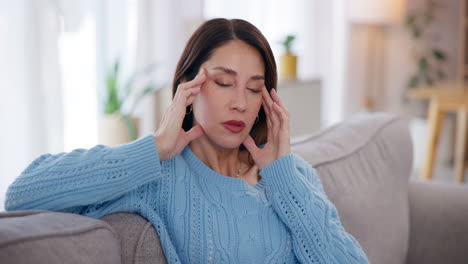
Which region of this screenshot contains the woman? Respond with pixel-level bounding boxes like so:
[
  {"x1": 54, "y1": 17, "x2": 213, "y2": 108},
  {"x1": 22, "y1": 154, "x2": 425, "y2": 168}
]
[{"x1": 5, "y1": 18, "x2": 369, "y2": 263}]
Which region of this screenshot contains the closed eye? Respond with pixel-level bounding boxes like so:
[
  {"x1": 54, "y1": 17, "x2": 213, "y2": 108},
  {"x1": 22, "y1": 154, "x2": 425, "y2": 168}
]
[
  {"x1": 215, "y1": 81, "x2": 232, "y2": 87},
  {"x1": 248, "y1": 89, "x2": 261, "y2": 94}
]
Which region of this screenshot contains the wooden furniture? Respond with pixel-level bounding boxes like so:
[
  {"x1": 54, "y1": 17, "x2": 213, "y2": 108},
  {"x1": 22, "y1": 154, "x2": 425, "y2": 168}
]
[
  {"x1": 405, "y1": 0, "x2": 468, "y2": 182},
  {"x1": 277, "y1": 79, "x2": 322, "y2": 139},
  {"x1": 407, "y1": 84, "x2": 468, "y2": 182},
  {"x1": 458, "y1": 0, "x2": 468, "y2": 82}
]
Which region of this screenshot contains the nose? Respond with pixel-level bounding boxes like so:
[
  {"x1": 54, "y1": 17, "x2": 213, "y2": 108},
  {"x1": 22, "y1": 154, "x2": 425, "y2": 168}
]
[{"x1": 230, "y1": 87, "x2": 247, "y2": 112}]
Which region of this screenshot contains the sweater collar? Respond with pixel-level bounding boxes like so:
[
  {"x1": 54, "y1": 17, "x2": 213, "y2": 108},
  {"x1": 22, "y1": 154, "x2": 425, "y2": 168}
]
[{"x1": 181, "y1": 146, "x2": 266, "y2": 192}]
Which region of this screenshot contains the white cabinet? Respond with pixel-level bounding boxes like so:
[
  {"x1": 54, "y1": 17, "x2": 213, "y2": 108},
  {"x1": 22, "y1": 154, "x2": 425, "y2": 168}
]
[{"x1": 277, "y1": 79, "x2": 322, "y2": 139}]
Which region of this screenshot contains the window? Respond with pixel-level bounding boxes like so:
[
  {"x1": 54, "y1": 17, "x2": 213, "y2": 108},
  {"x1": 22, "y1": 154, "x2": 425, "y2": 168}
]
[
  {"x1": 58, "y1": 0, "x2": 138, "y2": 151},
  {"x1": 59, "y1": 12, "x2": 98, "y2": 151}
]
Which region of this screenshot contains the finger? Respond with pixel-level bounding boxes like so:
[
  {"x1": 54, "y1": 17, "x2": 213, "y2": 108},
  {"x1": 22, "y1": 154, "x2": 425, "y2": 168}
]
[
  {"x1": 261, "y1": 90, "x2": 271, "y2": 117},
  {"x1": 262, "y1": 100, "x2": 272, "y2": 129},
  {"x1": 185, "y1": 125, "x2": 205, "y2": 142},
  {"x1": 270, "y1": 89, "x2": 289, "y2": 116},
  {"x1": 262, "y1": 87, "x2": 278, "y2": 126},
  {"x1": 165, "y1": 105, "x2": 186, "y2": 130},
  {"x1": 262, "y1": 85, "x2": 274, "y2": 109},
  {"x1": 177, "y1": 70, "x2": 206, "y2": 93},
  {"x1": 262, "y1": 100, "x2": 273, "y2": 141},
  {"x1": 174, "y1": 84, "x2": 201, "y2": 104},
  {"x1": 265, "y1": 91, "x2": 280, "y2": 133},
  {"x1": 174, "y1": 69, "x2": 206, "y2": 104},
  {"x1": 190, "y1": 68, "x2": 207, "y2": 84},
  {"x1": 262, "y1": 100, "x2": 271, "y2": 124},
  {"x1": 184, "y1": 87, "x2": 201, "y2": 106},
  {"x1": 242, "y1": 135, "x2": 260, "y2": 158},
  {"x1": 273, "y1": 102, "x2": 289, "y2": 132}
]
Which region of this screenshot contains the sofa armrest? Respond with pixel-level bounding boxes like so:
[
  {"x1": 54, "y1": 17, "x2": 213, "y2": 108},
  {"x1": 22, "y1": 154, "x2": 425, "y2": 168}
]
[
  {"x1": 406, "y1": 180, "x2": 468, "y2": 264},
  {"x1": 0, "y1": 210, "x2": 121, "y2": 264},
  {"x1": 100, "y1": 212, "x2": 167, "y2": 264}
]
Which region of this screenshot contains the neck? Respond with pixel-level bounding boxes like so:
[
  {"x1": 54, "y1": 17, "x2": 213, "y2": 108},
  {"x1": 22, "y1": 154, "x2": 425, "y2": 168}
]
[{"x1": 189, "y1": 135, "x2": 244, "y2": 178}]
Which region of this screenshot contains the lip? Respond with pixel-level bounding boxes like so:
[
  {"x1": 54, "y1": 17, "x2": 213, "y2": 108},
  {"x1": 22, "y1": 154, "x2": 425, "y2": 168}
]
[{"x1": 222, "y1": 120, "x2": 246, "y2": 134}]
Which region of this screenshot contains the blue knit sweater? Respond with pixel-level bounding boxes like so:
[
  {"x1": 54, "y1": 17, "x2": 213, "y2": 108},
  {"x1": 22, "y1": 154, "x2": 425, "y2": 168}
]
[{"x1": 5, "y1": 135, "x2": 369, "y2": 263}]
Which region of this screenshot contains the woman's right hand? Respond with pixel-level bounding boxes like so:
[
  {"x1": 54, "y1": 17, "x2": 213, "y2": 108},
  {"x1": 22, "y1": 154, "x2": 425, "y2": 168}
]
[{"x1": 154, "y1": 68, "x2": 206, "y2": 161}]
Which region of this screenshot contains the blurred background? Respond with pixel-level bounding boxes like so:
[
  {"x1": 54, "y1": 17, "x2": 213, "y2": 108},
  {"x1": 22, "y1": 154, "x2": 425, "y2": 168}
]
[{"x1": 1, "y1": 0, "x2": 467, "y2": 209}]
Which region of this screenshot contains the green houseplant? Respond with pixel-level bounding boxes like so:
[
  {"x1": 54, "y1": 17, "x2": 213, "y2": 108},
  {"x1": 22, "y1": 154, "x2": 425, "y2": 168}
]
[
  {"x1": 404, "y1": 0, "x2": 447, "y2": 90},
  {"x1": 279, "y1": 35, "x2": 297, "y2": 80},
  {"x1": 281, "y1": 35, "x2": 296, "y2": 54},
  {"x1": 100, "y1": 59, "x2": 162, "y2": 144}
]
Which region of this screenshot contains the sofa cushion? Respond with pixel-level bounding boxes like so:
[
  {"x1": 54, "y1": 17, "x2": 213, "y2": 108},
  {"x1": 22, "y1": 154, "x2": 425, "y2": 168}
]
[
  {"x1": 0, "y1": 210, "x2": 121, "y2": 264},
  {"x1": 291, "y1": 113, "x2": 413, "y2": 264}
]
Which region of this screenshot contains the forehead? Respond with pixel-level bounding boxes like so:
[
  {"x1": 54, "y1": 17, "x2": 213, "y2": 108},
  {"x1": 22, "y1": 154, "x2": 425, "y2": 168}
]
[{"x1": 204, "y1": 40, "x2": 265, "y2": 76}]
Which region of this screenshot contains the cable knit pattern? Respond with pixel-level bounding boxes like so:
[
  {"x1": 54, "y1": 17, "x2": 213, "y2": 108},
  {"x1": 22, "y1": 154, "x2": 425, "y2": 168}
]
[{"x1": 5, "y1": 135, "x2": 369, "y2": 264}]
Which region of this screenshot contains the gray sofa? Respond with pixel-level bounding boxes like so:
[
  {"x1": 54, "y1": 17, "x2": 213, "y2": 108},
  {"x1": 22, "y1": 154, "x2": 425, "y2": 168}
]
[{"x1": 1, "y1": 113, "x2": 468, "y2": 264}]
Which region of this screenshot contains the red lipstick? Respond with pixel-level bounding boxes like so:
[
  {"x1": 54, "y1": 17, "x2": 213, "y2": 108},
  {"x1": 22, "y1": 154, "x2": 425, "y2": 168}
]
[{"x1": 222, "y1": 120, "x2": 246, "y2": 133}]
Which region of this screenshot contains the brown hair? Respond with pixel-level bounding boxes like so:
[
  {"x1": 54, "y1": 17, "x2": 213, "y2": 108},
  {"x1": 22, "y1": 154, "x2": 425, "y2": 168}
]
[{"x1": 172, "y1": 18, "x2": 277, "y2": 149}]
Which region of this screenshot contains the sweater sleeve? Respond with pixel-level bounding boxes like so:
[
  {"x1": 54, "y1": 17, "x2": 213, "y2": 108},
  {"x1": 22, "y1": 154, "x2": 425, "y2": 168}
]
[
  {"x1": 5, "y1": 135, "x2": 163, "y2": 212},
  {"x1": 260, "y1": 154, "x2": 369, "y2": 264}
]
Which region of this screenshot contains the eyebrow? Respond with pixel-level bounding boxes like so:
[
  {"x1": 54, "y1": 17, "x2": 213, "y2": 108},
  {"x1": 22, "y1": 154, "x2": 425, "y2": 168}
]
[{"x1": 211, "y1": 66, "x2": 265, "y2": 81}]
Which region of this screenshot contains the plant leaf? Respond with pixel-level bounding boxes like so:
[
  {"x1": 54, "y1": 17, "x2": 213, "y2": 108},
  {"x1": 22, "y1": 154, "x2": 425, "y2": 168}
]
[
  {"x1": 408, "y1": 75, "x2": 420, "y2": 89},
  {"x1": 425, "y1": 76, "x2": 434, "y2": 86},
  {"x1": 432, "y1": 49, "x2": 446, "y2": 61},
  {"x1": 405, "y1": 13, "x2": 417, "y2": 28},
  {"x1": 104, "y1": 60, "x2": 121, "y2": 114},
  {"x1": 127, "y1": 84, "x2": 164, "y2": 116},
  {"x1": 436, "y1": 69, "x2": 446, "y2": 79},
  {"x1": 419, "y1": 57, "x2": 428, "y2": 72},
  {"x1": 282, "y1": 35, "x2": 296, "y2": 53},
  {"x1": 413, "y1": 28, "x2": 421, "y2": 38},
  {"x1": 121, "y1": 114, "x2": 137, "y2": 141},
  {"x1": 113, "y1": 60, "x2": 120, "y2": 75},
  {"x1": 123, "y1": 63, "x2": 159, "y2": 98},
  {"x1": 103, "y1": 60, "x2": 161, "y2": 117}
]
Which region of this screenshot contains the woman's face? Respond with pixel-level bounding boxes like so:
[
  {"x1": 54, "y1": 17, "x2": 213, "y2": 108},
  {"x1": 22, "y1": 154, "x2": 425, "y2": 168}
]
[{"x1": 192, "y1": 40, "x2": 265, "y2": 149}]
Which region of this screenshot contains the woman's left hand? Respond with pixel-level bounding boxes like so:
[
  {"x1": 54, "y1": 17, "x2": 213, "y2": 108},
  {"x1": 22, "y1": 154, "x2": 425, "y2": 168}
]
[{"x1": 243, "y1": 86, "x2": 291, "y2": 169}]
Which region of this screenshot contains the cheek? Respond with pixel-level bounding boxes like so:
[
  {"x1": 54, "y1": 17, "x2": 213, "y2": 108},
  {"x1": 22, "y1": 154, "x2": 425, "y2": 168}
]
[
  {"x1": 245, "y1": 97, "x2": 262, "y2": 126},
  {"x1": 193, "y1": 85, "x2": 222, "y2": 124},
  {"x1": 199, "y1": 85, "x2": 221, "y2": 109},
  {"x1": 251, "y1": 96, "x2": 263, "y2": 114}
]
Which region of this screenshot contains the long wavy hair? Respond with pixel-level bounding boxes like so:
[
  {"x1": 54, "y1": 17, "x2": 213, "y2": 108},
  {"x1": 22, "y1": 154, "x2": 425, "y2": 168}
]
[{"x1": 172, "y1": 18, "x2": 277, "y2": 150}]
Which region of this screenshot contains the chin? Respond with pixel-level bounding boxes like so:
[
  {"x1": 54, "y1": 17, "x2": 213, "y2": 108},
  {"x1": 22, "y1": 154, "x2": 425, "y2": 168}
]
[{"x1": 207, "y1": 133, "x2": 245, "y2": 150}]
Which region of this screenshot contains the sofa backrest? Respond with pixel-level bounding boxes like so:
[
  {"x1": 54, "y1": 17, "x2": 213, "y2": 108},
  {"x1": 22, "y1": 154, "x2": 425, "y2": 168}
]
[{"x1": 291, "y1": 112, "x2": 413, "y2": 264}]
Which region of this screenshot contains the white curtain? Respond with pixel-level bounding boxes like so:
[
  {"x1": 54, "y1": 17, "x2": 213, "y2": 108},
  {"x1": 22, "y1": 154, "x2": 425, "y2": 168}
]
[
  {"x1": 133, "y1": 0, "x2": 204, "y2": 133},
  {"x1": 0, "y1": 0, "x2": 63, "y2": 209},
  {"x1": 0, "y1": 0, "x2": 205, "y2": 209}
]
